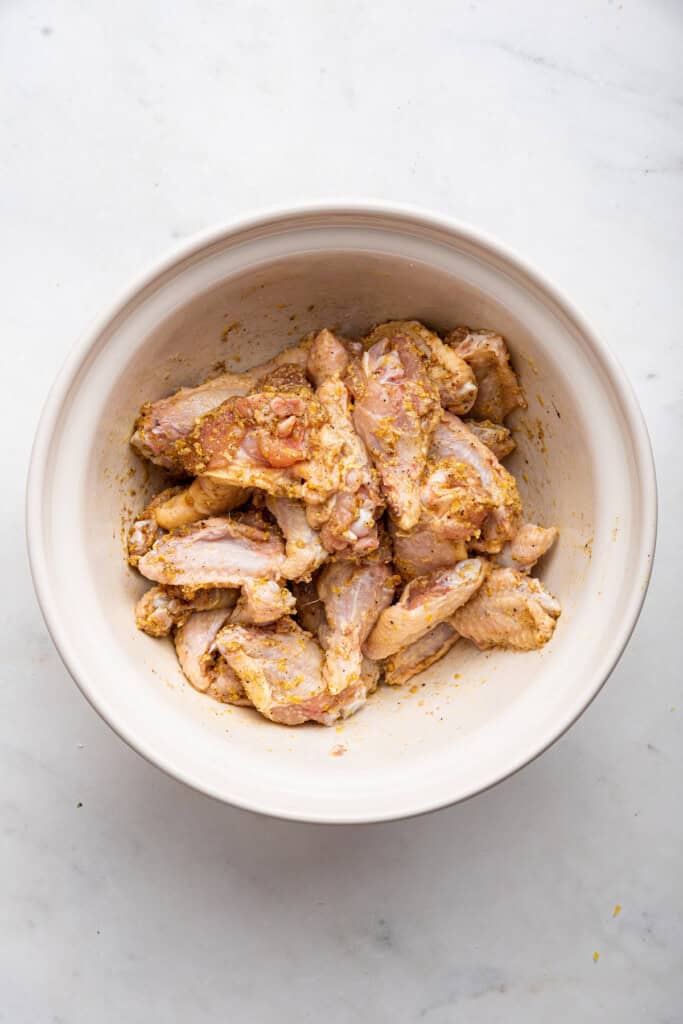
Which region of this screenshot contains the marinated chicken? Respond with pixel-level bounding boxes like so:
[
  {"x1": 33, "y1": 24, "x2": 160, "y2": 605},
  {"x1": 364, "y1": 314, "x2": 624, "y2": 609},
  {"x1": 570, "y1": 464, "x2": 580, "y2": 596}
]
[
  {"x1": 387, "y1": 414, "x2": 516, "y2": 581},
  {"x1": 265, "y1": 495, "x2": 328, "y2": 580},
  {"x1": 127, "y1": 486, "x2": 184, "y2": 565},
  {"x1": 128, "y1": 316, "x2": 560, "y2": 726},
  {"x1": 215, "y1": 618, "x2": 371, "y2": 726},
  {"x1": 363, "y1": 320, "x2": 477, "y2": 414},
  {"x1": 135, "y1": 584, "x2": 236, "y2": 637},
  {"x1": 316, "y1": 546, "x2": 396, "y2": 695},
  {"x1": 302, "y1": 331, "x2": 383, "y2": 555},
  {"x1": 349, "y1": 331, "x2": 441, "y2": 531},
  {"x1": 131, "y1": 340, "x2": 312, "y2": 471},
  {"x1": 154, "y1": 477, "x2": 249, "y2": 531},
  {"x1": 365, "y1": 559, "x2": 487, "y2": 661},
  {"x1": 389, "y1": 519, "x2": 468, "y2": 581},
  {"x1": 230, "y1": 578, "x2": 297, "y2": 625},
  {"x1": 462, "y1": 419, "x2": 516, "y2": 461},
  {"x1": 451, "y1": 567, "x2": 560, "y2": 650},
  {"x1": 383, "y1": 621, "x2": 460, "y2": 686},
  {"x1": 446, "y1": 327, "x2": 526, "y2": 423},
  {"x1": 429, "y1": 413, "x2": 521, "y2": 553},
  {"x1": 499, "y1": 523, "x2": 559, "y2": 572},
  {"x1": 175, "y1": 606, "x2": 250, "y2": 704},
  {"x1": 175, "y1": 365, "x2": 326, "y2": 496},
  {"x1": 137, "y1": 514, "x2": 286, "y2": 589}
]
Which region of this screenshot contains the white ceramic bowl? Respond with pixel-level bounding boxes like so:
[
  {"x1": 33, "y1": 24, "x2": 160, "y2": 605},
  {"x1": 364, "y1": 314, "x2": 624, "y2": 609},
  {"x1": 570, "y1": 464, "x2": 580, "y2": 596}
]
[{"x1": 27, "y1": 203, "x2": 656, "y2": 823}]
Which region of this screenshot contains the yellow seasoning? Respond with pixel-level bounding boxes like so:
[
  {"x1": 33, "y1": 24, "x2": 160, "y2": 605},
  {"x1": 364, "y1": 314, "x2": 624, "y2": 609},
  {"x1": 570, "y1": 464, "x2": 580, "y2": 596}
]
[
  {"x1": 613, "y1": 904, "x2": 622, "y2": 917},
  {"x1": 593, "y1": 951, "x2": 600, "y2": 963}
]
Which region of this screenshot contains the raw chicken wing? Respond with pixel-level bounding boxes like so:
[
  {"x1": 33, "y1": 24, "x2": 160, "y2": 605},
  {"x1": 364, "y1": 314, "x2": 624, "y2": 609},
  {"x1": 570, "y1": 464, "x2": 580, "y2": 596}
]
[
  {"x1": 302, "y1": 336, "x2": 383, "y2": 553},
  {"x1": 154, "y1": 477, "x2": 249, "y2": 531},
  {"x1": 266, "y1": 495, "x2": 328, "y2": 580},
  {"x1": 137, "y1": 514, "x2": 286, "y2": 589},
  {"x1": 451, "y1": 566, "x2": 560, "y2": 650},
  {"x1": 175, "y1": 607, "x2": 250, "y2": 705},
  {"x1": 126, "y1": 486, "x2": 184, "y2": 566},
  {"x1": 430, "y1": 413, "x2": 521, "y2": 552},
  {"x1": 363, "y1": 321, "x2": 477, "y2": 414},
  {"x1": 135, "y1": 584, "x2": 236, "y2": 637},
  {"x1": 420, "y1": 457, "x2": 493, "y2": 544},
  {"x1": 174, "y1": 366, "x2": 325, "y2": 496},
  {"x1": 463, "y1": 419, "x2": 516, "y2": 460},
  {"x1": 446, "y1": 328, "x2": 526, "y2": 422},
  {"x1": 499, "y1": 523, "x2": 558, "y2": 572},
  {"x1": 365, "y1": 559, "x2": 486, "y2": 661},
  {"x1": 306, "y1": 328, "x2": 361, "y2": 387},
  {"x1": 389, "y1": 518, "x2": 467, "y2": 581},
  {"x1": 317, "y1": 551, "x2": 396, "y2": 695},
  {"x1": 216, "y1": 618, "x2": 358, "y2": 726},
  {"x1": 131, "y1": 341, "x2": 312, "y2": 471},
  {"x1": 230, "y1": 578, "x2": 296, "y2": 625},
  {"x1": 387, "y1": 418, "x2": 515, "y2": 580},
  {"x1": 350, "y1": 333, "x2": 441, "y2": 531},
  {"x1": 383, "y1": 621, "x2": 459, "y2": 686}
]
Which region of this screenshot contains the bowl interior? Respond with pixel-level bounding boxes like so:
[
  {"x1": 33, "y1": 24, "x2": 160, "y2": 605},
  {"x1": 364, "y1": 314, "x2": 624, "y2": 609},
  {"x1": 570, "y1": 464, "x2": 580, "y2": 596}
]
[{"x1": 34, "y1": 212, "x2": 651, "y2": 821}]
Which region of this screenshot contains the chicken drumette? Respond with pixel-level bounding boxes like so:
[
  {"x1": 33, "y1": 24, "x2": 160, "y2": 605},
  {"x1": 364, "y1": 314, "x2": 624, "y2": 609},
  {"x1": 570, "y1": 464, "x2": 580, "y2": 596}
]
[
  {"x1": 302, "y1": 330, "x2": 384, "y2": 556},
  {"x1": 316, "y1": 544, "x2": 396, "y2": 695},
  {"x1": 349, "y1": 330, "x2": 441, "y2": 531}
]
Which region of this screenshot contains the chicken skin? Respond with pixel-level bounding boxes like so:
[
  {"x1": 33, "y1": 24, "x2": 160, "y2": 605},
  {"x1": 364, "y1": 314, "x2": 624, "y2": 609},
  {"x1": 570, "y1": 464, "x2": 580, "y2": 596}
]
[
  {"x1": 365, "y1": 559, "x2": 487, "y2": 661},
  {"x1": 387, "y1": 416, "x2": 516, "y2": 580},
  {"x1": 419, "y1": 457, "x2": 494, "y2": 545},
  {"x1": 363, "y1": 321, "x2": 477, "y2": 415},
  {"x1": 131, "y1": 341, "x2": 312, "y2": 471},
  {"x1": 175, "y1": 606, "x2": 250, "y2": 705},
  {"x1": 317, "y1": 550, "x2": 396, "y2": 695},
  {"x1": 462, "y1": 419, "x2": 516, "y2": 461},
  {"x1": 389, "y1": 518, "x2": 468, "y2": 581},
  {"x1": 173, "y1": 366, "x2": 326, "y2": 497},
  {"x1": 137, "y1": 514, "x2": 286, "y2": 589},
  {"x1": 430, "y1": 413, "x2": 521, "y2": 553},
  {"x1": 306, "y1": 328, "x2": 361, "y2": 387},
  {"x1": 350, "y1": 332, "x2": 441, "y2": 531},
  {"x1": 451, "y1": 566, "x2": 560, "y2": 650},
  {"x1": 153, "y1": 477, "x2": 250, "y2": 531},
  {"x1": 215, "y1": 618, "x2": 372, "y2": 726},
  {"x1": 126, "y1": 486, "x2": 184, "y2": 566},
  {"x1": 499, "y1": 523, "x2": 559, "y2": 572},
  {"x1": 383, "y1": 621, "x2": 460, "y2": 686},
  {"x1": 230, "y1": 578, "x2": 296, "y2": 625},
  {"x1": 135, "y1": 584, "x2": 237, "y2": 637},
  {"x1": 264, "y1": 496, "x2": 328, "y2": 580},
  {"x1": 302, "y1": 330, "x2": 383, "y2": 554},
  {"x1": 446, "y1": 327, "x2": 526, "y2": 423}
]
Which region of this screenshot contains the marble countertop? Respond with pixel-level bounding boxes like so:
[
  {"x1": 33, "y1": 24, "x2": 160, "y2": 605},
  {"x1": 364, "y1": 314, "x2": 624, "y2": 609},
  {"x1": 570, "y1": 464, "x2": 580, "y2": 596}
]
[{"x1": 3, "y1": 1, "x2": 681, "y2": 1020}]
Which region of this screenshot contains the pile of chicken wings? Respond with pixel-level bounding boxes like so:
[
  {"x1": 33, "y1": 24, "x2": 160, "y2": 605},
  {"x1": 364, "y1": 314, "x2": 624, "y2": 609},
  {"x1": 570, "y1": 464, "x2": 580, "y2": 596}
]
[{"x1": 127, "y1": 320, "x2": 560, "y2": 726}]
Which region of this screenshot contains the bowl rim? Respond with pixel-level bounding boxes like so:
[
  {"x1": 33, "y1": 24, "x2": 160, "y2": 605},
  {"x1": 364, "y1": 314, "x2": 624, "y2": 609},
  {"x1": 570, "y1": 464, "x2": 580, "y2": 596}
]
[{"x1": 26, "y1": 200, "x2": 658, "y2": 823}]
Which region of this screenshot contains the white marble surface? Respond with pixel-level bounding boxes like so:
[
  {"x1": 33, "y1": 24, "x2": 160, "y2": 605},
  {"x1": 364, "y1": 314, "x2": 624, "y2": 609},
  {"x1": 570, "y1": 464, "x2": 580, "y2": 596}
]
[{"x1": 3, "y1": 1, "x2": 682, "y2": 1019}]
